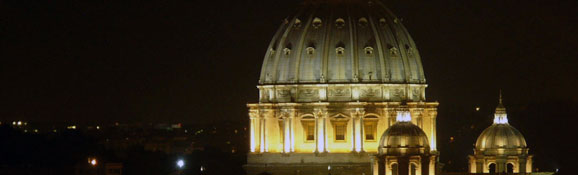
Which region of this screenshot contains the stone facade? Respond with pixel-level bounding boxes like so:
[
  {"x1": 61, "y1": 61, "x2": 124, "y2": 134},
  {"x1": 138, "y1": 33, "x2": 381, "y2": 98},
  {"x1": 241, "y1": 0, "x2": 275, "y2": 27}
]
[{"x1": 246, "y1": 102, "x2": 438, "y2": 175}]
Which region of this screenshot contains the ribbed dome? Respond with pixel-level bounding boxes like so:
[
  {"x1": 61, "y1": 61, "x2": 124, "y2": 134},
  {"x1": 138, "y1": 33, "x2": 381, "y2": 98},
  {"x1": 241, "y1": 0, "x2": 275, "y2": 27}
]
[
  {"x1": 475, "y1": 123, "x2": 527, "y2": 150},
  {"x1": 259, "y1": 0, "x2": 425, "y2": 85},
  {"x1": 379, "y1": 121, "x2": 429, "y2": 149}
]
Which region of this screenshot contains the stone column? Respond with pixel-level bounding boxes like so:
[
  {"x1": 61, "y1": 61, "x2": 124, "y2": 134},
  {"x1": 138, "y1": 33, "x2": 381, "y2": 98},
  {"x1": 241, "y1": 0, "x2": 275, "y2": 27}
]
[
  {"x1": 351, "y1": 108, "x2": 365, "y2": 152},
  {"x1": 378, "y1": 157, "x2": 385, "y2": 175},
  {"x1": 314, "y1": 108, "x2": 327, "y2": 153},
  {"x1": 429, "y1": 156, "x2": 436, "y2": 175},
  {"x1": 249, "y1": 109, "x2": 259, "y2": 153},
  {"x1": 519, "y1": 157, "x2": 527, "y2": 175},
  {"x1": 370, "y1": 155, "x2": 378, "y2": 175},
  {"x1": 283, "y1": 116, "x2": 290, "y2": 153},
  {"x1": 496, "y1": 158, "x2": 506, "y2": 174},
  {"x1": 289, "y1": 110, "x2": 295, "y2": 152},
  {"x1": 360, "y1": 112, "x2": 365, "y2": 152},
  {"x1": 429, "y1": 109, "x2": 438, "y2": 151},
  {"x1": 476, "y1": 158, "x2": 484, "y2": 174},
  {"x1": 281, "y1": 109, "x2": 295, "y2": 153},
  {"x1": 259, "y1": 112, "x2": 266, "y2": 153}
]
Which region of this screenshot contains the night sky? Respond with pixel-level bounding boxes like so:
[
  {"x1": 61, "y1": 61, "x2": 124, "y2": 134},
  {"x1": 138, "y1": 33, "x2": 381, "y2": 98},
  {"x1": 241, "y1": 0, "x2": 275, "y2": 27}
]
[{"x1": 1, "y1": 0, "x2": 577, "y2": 173}]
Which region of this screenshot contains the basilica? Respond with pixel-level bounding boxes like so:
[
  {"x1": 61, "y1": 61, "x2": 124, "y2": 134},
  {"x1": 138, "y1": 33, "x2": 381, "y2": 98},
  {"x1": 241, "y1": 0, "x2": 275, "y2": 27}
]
[{"x1": 245, "y1": 0, "x2": 532, "y2": 174}]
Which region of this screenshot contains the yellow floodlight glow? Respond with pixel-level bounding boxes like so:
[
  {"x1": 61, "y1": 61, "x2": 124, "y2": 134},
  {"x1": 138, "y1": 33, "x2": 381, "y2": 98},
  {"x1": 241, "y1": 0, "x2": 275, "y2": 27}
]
[
  {"x1": 284, "y1": 121, "x2": 291, "y2": 153},
  {"x1": 355, "y1": 120, "x2": 362, "y2": 152},
  {"x1": 250, "y1": 121, "x2": 256, "y2": 152},
  {"x1": 89, "y1": 158, "x2": 97, "y2": 166}
]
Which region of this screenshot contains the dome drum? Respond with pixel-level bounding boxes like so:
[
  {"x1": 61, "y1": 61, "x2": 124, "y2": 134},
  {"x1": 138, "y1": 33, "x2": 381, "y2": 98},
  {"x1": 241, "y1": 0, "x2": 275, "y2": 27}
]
[
  {"x1": 258, "y1": 83, "x2": 426, "y2": 102},
  {"x1": 474, "y1": 148, "x2": 529, "y2": 156}
]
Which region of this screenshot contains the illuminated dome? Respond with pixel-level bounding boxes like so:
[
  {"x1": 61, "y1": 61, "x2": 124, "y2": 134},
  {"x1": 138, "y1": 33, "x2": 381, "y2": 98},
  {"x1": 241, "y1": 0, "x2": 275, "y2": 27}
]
[
  {"x1": 475, "y1": 124, "x2": 527, "y2": 150},
  {"x1": 468, "y1": 93, "x2": 532, "y2": 174},
  {"x1": 260, "y1": 0, "x2": 425, "y2": 85},
  {"x1": 257, "y1": 0, "x2": 429, "y2": 103},
  {"x1": 378, "y1": 113, "x2": 429, "y2": 155},
  {"x1": 474, "y1": 93, "x2": 528, "y2": 155}
]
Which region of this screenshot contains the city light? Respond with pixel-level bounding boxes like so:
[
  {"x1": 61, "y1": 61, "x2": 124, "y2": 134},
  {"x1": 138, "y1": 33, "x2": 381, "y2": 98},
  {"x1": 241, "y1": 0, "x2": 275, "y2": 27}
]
[
  {"x1": 177, "y1": 159, "x2": 185, "y2": 169},
  {"x1": 88, "y1": 158, "x2": 97, "y2": 166}
]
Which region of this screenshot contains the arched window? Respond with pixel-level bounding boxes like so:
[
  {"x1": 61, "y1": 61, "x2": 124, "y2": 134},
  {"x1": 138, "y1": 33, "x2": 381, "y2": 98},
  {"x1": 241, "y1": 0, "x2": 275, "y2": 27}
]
[
  {"x1": 358, "y1": 17, "x2": 368, "y2": 27},
  {"x1": 284, "y1": 43, "x2": 292, "y2": 55},
  {"x1": 306, "y1": 42, "x2": 315, "y2": 55},
  {"x1": 294, "y1": 18, "x2": 302, "y2": 28},
  {"x1": 336, "y1": 47, "x2": 345, "y2": 55},
  {"x1": 507, "y1": 163, "x2": 514, "y2": 174},
  {"x1": 410, "y1": 163, "x2": 418, "y2": 175},
  {"x1": 312, "y1": 17, "x2": 322, "y2": 28},
  {"x1": 489, "y1": 163, "x2": 496, "y2": 175},
  {"x1": 391, "y1": 163, "x2": 399, "y2": 175},
  {"x1": 379, "y1": 18, "x2": 386, "y2": 26},
  {"x1": 335, "y1": 18, "x2": 345, "y2": 28},
  {"x1": 306, "y1": 47, "x2": 315, "y2": 55},
  {"x1": 364, "y1": 46, "x2": 374, "y2": 55}
]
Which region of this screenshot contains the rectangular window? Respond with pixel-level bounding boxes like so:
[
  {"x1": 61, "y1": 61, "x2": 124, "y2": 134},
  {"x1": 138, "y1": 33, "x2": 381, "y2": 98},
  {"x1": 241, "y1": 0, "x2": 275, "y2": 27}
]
[
  {"x1": 334, "y1": 122, "x2": 346, "y2": 141},
  {"x1": 305, "y1": 122, "x2": 315, "y2": 141},
  {"x1": 365, "y1": 122, "x2": 377, "y2": 140}
]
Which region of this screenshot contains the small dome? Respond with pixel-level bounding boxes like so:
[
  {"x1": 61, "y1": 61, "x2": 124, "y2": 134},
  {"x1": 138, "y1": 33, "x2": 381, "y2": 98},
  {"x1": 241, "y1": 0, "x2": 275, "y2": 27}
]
[
  {"x1": 475, "y1": 123, "x2": 527, "y2": 150},
  {"x1": 379, "y1": 121, "x2": 429, "y2": 150}
]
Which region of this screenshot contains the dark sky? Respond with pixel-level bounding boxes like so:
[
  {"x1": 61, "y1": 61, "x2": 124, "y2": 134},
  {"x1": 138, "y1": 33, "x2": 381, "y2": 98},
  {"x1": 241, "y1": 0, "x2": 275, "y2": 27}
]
[{"x1": 1, "y1": 0, "x2": 577, "y2": 172}]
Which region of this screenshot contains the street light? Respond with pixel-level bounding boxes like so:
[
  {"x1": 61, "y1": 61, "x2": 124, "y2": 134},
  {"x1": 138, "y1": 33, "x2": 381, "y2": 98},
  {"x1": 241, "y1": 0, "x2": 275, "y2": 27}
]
[{"x1": 177, "y1": 159, "x2": 185, "y2": 169}]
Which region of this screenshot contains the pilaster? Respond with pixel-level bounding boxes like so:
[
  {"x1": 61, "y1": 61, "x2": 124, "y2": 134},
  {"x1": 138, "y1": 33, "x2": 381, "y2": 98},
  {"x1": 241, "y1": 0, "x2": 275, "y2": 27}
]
[{"x1": 314, "y1": 107, "x2": 328, "y2": 153}]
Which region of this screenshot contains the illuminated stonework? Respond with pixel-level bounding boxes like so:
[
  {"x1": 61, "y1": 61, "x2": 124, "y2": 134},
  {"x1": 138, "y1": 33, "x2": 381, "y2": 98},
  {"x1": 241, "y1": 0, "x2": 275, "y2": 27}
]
[
  {"x1": 245, "y1": 0, "x2": 438, "y2": 175},
  {"x1": 468, "y1": 94, "x2": 532, "y2": 174}
]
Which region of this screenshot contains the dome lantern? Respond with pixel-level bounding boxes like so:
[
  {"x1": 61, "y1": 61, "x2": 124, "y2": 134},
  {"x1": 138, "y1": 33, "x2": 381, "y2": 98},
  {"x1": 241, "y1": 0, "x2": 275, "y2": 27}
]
[{"x1": 493, "y1": 90, "x2": 508, "y2": 124}]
